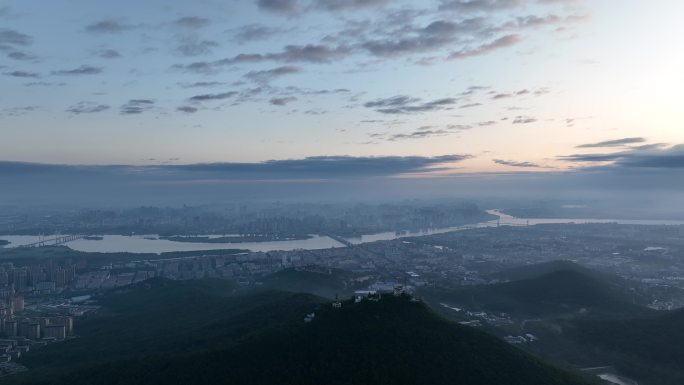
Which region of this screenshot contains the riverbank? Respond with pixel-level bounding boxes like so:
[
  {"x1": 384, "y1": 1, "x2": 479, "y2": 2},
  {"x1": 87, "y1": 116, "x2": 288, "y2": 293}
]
[{"x1": 160, "y1": 234, "x2": 313, "y2": 243}]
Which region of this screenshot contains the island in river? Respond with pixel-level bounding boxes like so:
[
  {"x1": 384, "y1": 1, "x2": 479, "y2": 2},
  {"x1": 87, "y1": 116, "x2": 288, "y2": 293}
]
[{"x1": 160, "y1": 234, "x2": 313, "y2": 244}]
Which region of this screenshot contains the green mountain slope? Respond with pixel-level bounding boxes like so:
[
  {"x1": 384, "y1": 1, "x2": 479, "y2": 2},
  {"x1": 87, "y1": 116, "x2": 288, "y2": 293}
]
[
  {"x1": 495, "y1": 261, "x2": 612, "y2": 282},
  {"x1": 255, "y1": 266, "x2": 354, "y2": 299},
  {"x1": 424, "y1": 269, "x2": 641, "y2": 317},
  {"x1": 564, "y1": 309, "x2": 684, "y2": 385},
  {"x1": 12, "y1": 278, "x2": 325, "y2": 381},
  {"x1": 13, "y1": 279, "x2": 589, "y2": 385}
]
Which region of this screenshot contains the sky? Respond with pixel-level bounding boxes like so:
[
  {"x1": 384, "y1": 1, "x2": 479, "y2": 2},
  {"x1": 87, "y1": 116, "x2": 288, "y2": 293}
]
[{"x1": 1, "y1": 0, "x2": 684, "y2": 207}]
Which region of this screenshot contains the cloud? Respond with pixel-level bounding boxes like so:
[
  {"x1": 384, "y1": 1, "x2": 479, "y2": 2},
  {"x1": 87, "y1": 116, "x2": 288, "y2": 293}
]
[
  {"x1": 559, "y1": 153, "x2": 623, "y2": 163},
  {"x1": 559, "y1": 145, "x2": 684, "y2": 169},
  {"x1": 0, "y1": 28, "x2": 33, "y2": 46},
  {"x1": 439, "y1": 0, "x2": 524, "y2": 12},
  {"x1": 147, "y1": 154, "x2": 473, "y2": 177},
  {"x1": 512, "y1": 115, "x2": 537, "y2": 124},
  {"x1": 120, "y1": 99, "x2": 155, "y2": 115},
  {"x1": 172, "y1": 44, "x2": 350, "y2": 73},
  {"x1": 257, "y1": 0, "x2": 299, "y2": 13},
  {"x1": 461, "y1": 85, "x2": 490, "y2": 95},
  {"x1": 281, "y1": 86, "x2": 351, "y2": 95},
  {"x1": 491, "y1": 88, "x2": 544, "y2": 100},
  {"x1": 24, "y1": 81, "x2": 65, "y2": 87},
  {"x1": 188, "y1": 92, "x2": 239, "y2": 102},
  {"x1": 388, "y1": 128, "x2": 454, "y2": 141},
  {"x1": 234, "y1": 24, "x2": 284, "y2": 42},
  {"x1": 315, "y1": 0, "x2": 390, "y2": 11},
  {"x1": 448, "y1": 34, "x2": 521, "y2": 60},
  {"x1": 364, "y1": 95, "x2": 459, "y2": 114},
  {"x1": 179, "y1": 81, "x2": 226, "y2": 88},
  {"x1": 7, "y1": 51, "x2": 37, "y2": 61},
  {"x1": 258, "y1": 0, "x2": 393, "y2": 14},
  {"x1": 173, "y1": 16, "x2": 210, "y2": 29},
  {"x1": 0, "y1": 155, "x2": 471, "y2": 182},
  {"x1": 66, "y1": 102, "x2": 110, "y2": 115},
  {"x1": 365, "y1": 95, "x2": 419, "y2": 108},
  {"x1": 176, "y1": 38, "x2": 219, "y2": 57},
  {"x1": 361, "y1": 18, "x2": 486, "y2": 57},
  {"x1": 244, "y1": 65, "x2": 301, "y2": 83},
  {"x1": 576, "y1": 137, "x2": 646, "y2": 148},
  {"x1": 3, "y1": 70, "x2": 40, "y2": 78},
  {"x1": 52, "y1": 65, "x2": 103, "y2": 76},
  {"x1": 94, "y1": 49, "x2": 122, "y2": 59},
  {"x1": 372, "y1": 124, "x2": 471, "y2": 141},
  {"x1": 630, "y1": 143, "x2": 669, "y2": 151},
  {"x1": 1, "y1": 106, "x2": 38, "y2": 117},
  {"x1": 266, "y1": 44, "x2": 352, "y2": 62},
  {"x1": 493, "y1": 159, "x2": 541, "y2": 168},
  {"x1": 176, "y1": 106, "x2": 198, "y2": 113},
  {"x1": 85, "y1": 20, "x2": 132, "y2": 33},
  {"x1": 270, "y1": 96, "x2": 297, "y2": 106}
]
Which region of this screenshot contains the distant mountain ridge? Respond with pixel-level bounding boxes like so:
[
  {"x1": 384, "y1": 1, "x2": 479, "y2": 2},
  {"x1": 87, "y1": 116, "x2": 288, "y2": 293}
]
[{"x1": 424, "y1": 266, "x2": 640, "y2": 317}]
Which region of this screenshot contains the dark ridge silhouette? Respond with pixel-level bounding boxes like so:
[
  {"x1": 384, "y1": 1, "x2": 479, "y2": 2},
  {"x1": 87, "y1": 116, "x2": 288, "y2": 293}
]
[{"x1": 12, "y1": 279, "x2": 588, "y2": 385}]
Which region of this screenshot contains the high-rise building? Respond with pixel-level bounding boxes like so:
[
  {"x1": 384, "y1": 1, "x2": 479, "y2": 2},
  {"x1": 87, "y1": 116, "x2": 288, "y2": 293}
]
[
  {"x1": 11, "y1": 270, "x2": 28, "y2": 292},
  {"x1": 18, "y1": 322, "x2": 40, "y2": 340},
  {"x1": 3, "y1": 320, "x2": 17, "y2": 337},
  {"x1": 51, "y1": 316, "x2": 74, "y2": 335},
  {"x1": 42, "y1": 325, "x2": 66, "y2": 339},
  {"x1": 11, "y1": 296, "x2": 24, "y2": 313}
]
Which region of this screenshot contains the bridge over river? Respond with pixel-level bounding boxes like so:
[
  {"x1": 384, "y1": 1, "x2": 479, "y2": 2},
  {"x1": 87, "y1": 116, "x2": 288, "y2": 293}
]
[{"x1": 18, "y1": 235, "x2": 85, "y2": 248}]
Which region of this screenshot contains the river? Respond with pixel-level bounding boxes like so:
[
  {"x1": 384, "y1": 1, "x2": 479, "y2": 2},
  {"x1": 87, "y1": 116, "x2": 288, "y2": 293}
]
[{"x1": 2, "y1": 210, "x2": 683, "y2": 254}]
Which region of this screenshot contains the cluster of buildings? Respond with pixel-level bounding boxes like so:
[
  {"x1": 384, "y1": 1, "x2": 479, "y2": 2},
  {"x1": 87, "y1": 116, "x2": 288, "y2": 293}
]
[
  {"x1": 73, "y1": 223, "x2": 684, "y2": 312},
  {"x1": 2, "y1": 224, "x2": 682, "y2": 316},
  {"x1": 504, "y1": 334, "x2": 538, "y2": 345},
  {"x1": 0, "y1": 294, "x2": 74, "y2": 367},
  {"x1": 0, "y1": 262, "x2": 77, "y2": 295},
  {"x1": 0, "y1": 315, "x2": 73, "y2": 342}
]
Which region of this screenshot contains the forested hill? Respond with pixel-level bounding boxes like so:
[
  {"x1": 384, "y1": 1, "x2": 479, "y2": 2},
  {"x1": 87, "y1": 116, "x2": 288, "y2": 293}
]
[{"x1": 13, "y1": 279, "x2": 588, "y2": 385}]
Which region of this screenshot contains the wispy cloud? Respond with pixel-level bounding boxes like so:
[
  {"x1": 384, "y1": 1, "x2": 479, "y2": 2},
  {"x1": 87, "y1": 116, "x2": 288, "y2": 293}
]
[
  {"x1": 3, "y1": 70, "x2": 40, "y2": 78},
  {"x1": 233, "y1": 24, "x2": 286, "y2": 42},
  {"x1": 448, "y1": 34, "x2": 521, "y2": 60},
  {"x1": 85, "y1": 20, "x2": 134, "y2": 34},
  {"x1": 173, "y1": 16, "x2": 211, "y2": 29},
  {"x1": 176, "y1": 106, "x2": 198, "y2": 113},
  {"x1": 120, "y1": 99, "x2": 155, "y2": 115},
  {"x1": 364, "y1": 95, "x2": 459, "y2": 114},
  {"x1": 52, "y1": 65, "x2": 103, "y2": 76},
  {"x1": 493, "y1": 159, "x2": 542, "y2": 168},
  {"x1": 0, "y1": 28, "x2": 33, "y2": 46},
  {"x1": 576, "y1": 137, "x2": 646, "y2": 148},
  {"x1": 512, "y1": 115, "x2": 537, "y2": 124},
  {"x1": 93, "y1": 48, "x2": 122, "y2": 59},
  {"x1": 270, "y1": 96, "x2": 297, "y2": 106},
  {"x1": 560, "y1": 145, "x2": 684, "y2": 169},
  {"x1": 244, "y1": 65, "x2": 301, "y2": 84},
  {"x1": 257, "y1": 0, "x2": 300, "y2": 14},
  {"x1": 188, "y1": 92, "x2": 238, "y2": 102},
  {"x1": 66, "y1": 102, "x2": 110, "y2": 115}
]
